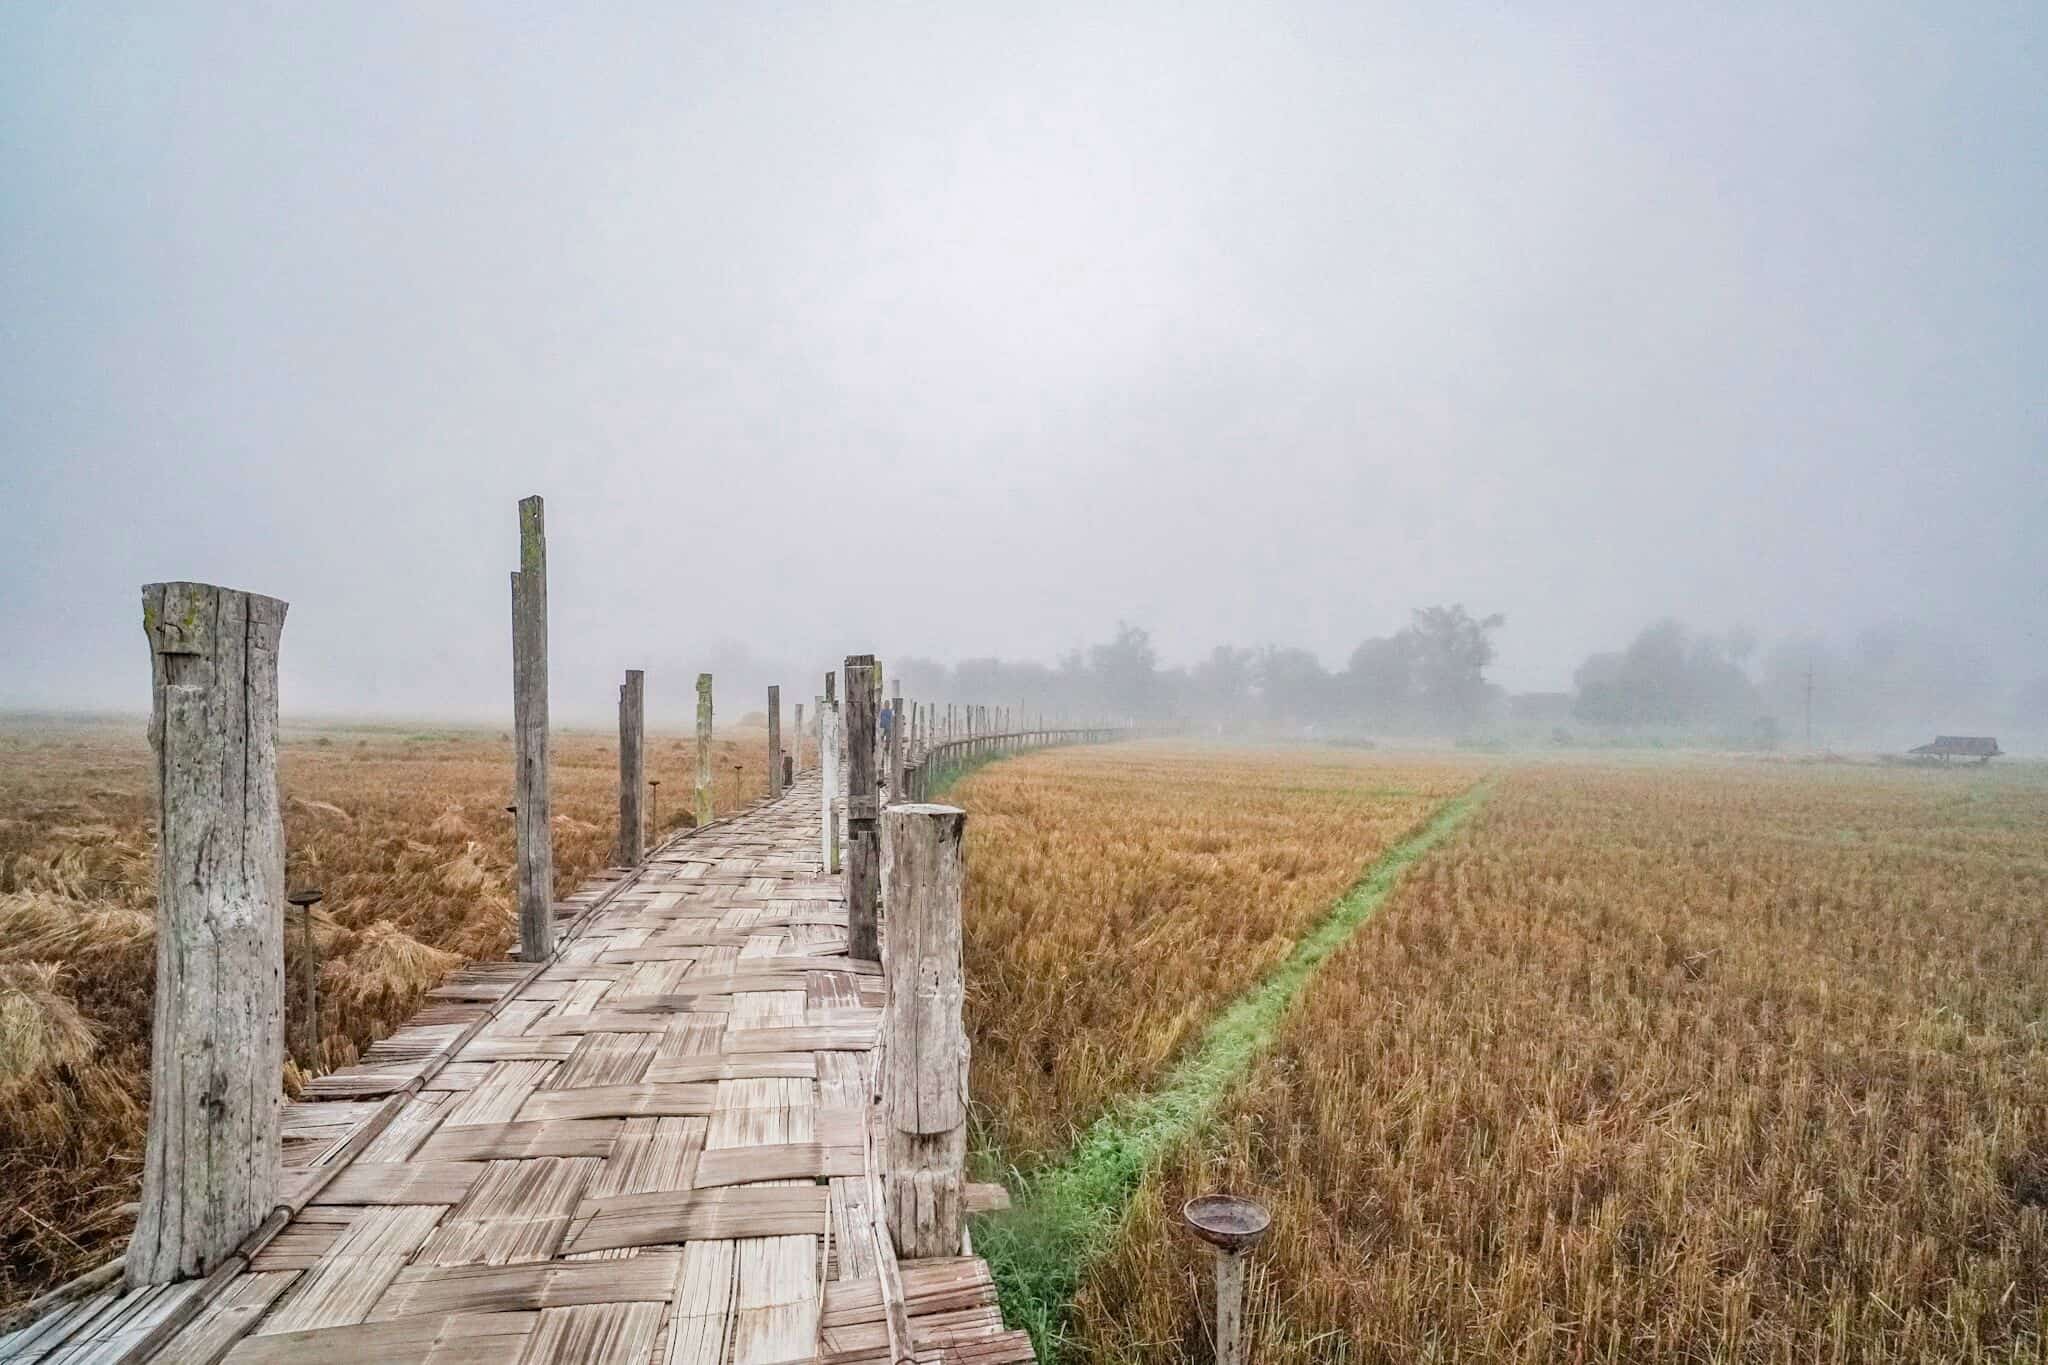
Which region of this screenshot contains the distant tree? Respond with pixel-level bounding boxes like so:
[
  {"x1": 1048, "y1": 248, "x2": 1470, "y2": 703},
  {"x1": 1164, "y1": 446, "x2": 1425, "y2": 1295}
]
[
  {"x1": 1190, "y1": 645, "x2": 1256, "y2": 722},
  {"x1": 1256, "y1": 646, "x2": 1333, "y2": 727},
  {"x1": 1346, "y1": 634, "x2": 1415, "y2": 721},
  {"x1": 1088, "y1": 622, "x2": 1159, "y2": 719},
  {"x1": 1573, "y1": 619, "x2": 1760, "y2": 729},
  {"x1": 1407, "y1": 605, "x2": 1506, "y2": 730}
]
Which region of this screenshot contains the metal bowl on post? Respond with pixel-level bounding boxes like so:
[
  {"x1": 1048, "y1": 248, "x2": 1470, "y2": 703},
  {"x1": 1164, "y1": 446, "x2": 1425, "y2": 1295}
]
[
  {"x1": 1183, "y1": 1194, "x2": 1271, "y2": 1254},
  {"x1": 1182, "y1": 1195, "x2": 1269, "y2": 1365}
]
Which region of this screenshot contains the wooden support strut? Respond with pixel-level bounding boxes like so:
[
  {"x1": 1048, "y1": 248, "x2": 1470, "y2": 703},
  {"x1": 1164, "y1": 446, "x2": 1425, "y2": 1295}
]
[
  {"x1": 616, "y1": 669, "x2": 645, "y2": 865},
  {"x1": 881, "y1": 802, "x2": 970, "y2": 1258},
  {"x1": 511, "y1": 495, "x2": 554, "y2": 962},
  {"x1": 131, "y1": 582, "x2": 289, "y2": 1288}
]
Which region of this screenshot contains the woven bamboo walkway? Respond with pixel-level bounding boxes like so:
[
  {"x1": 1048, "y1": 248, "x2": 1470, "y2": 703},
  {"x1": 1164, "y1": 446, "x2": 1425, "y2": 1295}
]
[{"x1": 2, "y1": 774, "x2": 1033, "y2": 1364}]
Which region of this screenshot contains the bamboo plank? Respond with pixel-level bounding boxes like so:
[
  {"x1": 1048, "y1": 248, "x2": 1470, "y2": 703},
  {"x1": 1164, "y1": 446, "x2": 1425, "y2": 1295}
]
[
  {"x1": 414, "y1": 1158, "x2": 597, "y2": 1267},
  {"x1": 157, "y1": 1272, "x2": 300, "y2": 1365},
  {"x1": 517, "y1": 1082, "x2": 716, "y2": 1122},
  {"x1": 417, "y1": 1119, "x2": 623, "y2": 1162},
  {"x1": 661, "y1": 1240, "x2": 735, "y2": 1365},
  {"x1": 546, "y1": 1032, "x2": 659, "y2": 1090},
  {"x1": 257, "y1": 1205, "x2": 446, "y2": 1334},
  {"x1": 726, "y1": 1023, "x2": 879, "y2": 1053},
  {"x1": 370, "y1": 1253, "x2": 680, "y2": 1321},
  {"x1": 585, "y1": 1117, "x2": 707, "y2": 1199},
  {"x1": 644, "y1": 1052, "x2": 817, "y2": 1086},
  {"x1": 222, "y1": 1310, "x2": 538, "y2": 1364},
  {"x1": 521, "y1": 1302, "x2": 663, "y2": 1364},
  {"x1": 564, "y1": 1187, "x2": 831, "y2": 1255},
  {"x1": 307, "y1": 1162, "x2": 486, "y2": 1207}
]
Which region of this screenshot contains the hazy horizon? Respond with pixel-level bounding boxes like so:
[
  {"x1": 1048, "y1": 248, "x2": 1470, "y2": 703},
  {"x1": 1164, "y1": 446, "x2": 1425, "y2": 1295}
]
[{"x1": 5, "y1": 4, "x2": 2042, "y2": 728}]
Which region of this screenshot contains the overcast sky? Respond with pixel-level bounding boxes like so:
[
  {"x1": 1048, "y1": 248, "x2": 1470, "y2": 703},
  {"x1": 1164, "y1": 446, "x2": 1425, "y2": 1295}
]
[{"x1": 3, "y1": 2, "x2": 2042, "y2": 724}]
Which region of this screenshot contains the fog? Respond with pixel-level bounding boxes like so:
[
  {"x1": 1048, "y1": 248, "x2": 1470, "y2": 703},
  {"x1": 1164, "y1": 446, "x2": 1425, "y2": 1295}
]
[{"x1": 3, "y1": 4, "x2": 2042, "y2": 741}]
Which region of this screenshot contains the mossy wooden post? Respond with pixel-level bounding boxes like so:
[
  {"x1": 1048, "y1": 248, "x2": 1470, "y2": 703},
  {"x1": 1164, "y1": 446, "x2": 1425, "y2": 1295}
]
[
  {"x1": 889, "y1": 679, "x2": 906, "y2": 799},
  {"x1": 616, "y1": 669, "x2": 645, "y2": 865},
  {"x1": 694, "y1": 672, "x2": 714, "y2": 826},
  {"x1": 768, "y1": 685, "x2": 784, "y2": 798},
  {"x1": 130, "y1": 582, "x2": 287, "y2": 1288},
  {"x1": 881, "y1": 802, "x2": 969, "y2": 1257},
  {"x1": 844, "y1": 655, "x2": 881, "y2": 961},
  {"x1": 511, "y1": 496, "x2": 554, "y2": 962}
]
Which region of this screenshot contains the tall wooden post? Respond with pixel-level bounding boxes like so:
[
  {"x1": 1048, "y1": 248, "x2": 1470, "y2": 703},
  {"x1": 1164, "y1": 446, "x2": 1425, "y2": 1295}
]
[
  {"x1": 882, "y1": 802, "x2": 968, "y2": 1258},
  {"x1": 889, "y1": 679, "x2": 906, "y2": 799},
  {"x1": 844, "y1": 655, "x2": 881, "y2": 961},
  {"x1": 768, "y1": 685, "x2": 784, "y2": 798},
  {"x1": 131, "y1": 582, "x2": 287, "y2": 1287},
  {"x1": 695, "y1": 673, "x2": 714, "y2": 826},
  {"x1": 511, "y1": 496, "x2": 554, "y2": 963},
  {"x1": 616, "y1": 669, "x2": 645, "y2": 865},
  {"x1": 794, "y1": 702, "x2": 805, "y2": 772}
]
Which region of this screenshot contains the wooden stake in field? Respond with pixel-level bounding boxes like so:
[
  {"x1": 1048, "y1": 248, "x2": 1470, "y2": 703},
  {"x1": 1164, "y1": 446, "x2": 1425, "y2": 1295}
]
[
  {"x1": 768, "y1": 684, "x2": 783, "y2": 798},
  {"x1": 844, "y1": 655, "x2": 881, "y2": 961},
  {"x1": 510, "y1": 495, "x2": 554, "y2": 962},
  {"x1": 882, "y1": 802, "x2": 969, "y2": 1258},
  {"x1": 694, "y1": 672, "x2": 714, "y2": 827},
  {"x1": 616, "y1": 669, "x2": 645, "y2": 865},
  {"x1": 131, "y1": 581, "x2": 288, "y2": 1288}
]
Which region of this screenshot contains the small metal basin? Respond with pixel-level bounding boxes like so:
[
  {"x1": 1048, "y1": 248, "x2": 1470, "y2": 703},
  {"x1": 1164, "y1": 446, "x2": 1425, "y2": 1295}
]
[{"x1": 1182, "y1": 1194, "x2": 1271, "y2": 1253}]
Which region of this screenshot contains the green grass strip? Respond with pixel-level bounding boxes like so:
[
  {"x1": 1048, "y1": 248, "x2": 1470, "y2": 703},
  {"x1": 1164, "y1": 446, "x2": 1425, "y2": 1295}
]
[{"x1": 972, "y1": 781, "x2": 1492, "y2": 1360}]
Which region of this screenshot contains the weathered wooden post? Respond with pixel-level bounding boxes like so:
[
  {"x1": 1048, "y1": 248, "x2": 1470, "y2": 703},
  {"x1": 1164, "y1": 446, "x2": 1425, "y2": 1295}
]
[
  {"x1": 889, "y1": 679, "x2": 906, "y2": 798},
  {"x1": 694, "y1": 673, "x2": 714, "y2": 827},
  {"x1": 882, "y1": 802, "x2": 969, "y2": 1257},
  {"x1": 768, "y1": 685, "x2": 784, "y2": 798},
  {"x1": 511, "y1": 496, "x2": 554, "y2": 962},
  {"x1": 289, "y1": 888, "x2": 323, "y2": 1062},
  {"x1": 794, "y1": 702, "x2": 805, "y2": 773},
  {"x1": 616, "y1": 669, "x2": 645, "y2": 865},
  {"x1": 844, "y1": 655, "x2": 881, "y2": 961},
  {"x1": 131, "y1": 582, "x2": 287, "y2": 1288},
  {"x1": 821, "y1": 672, "x2": 841, "y2": 874}
]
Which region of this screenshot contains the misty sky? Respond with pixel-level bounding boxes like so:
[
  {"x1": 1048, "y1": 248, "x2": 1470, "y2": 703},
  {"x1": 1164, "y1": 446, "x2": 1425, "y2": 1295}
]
[{"x1": 3, "y1": 2, "x2": 2042, "y2": 724}]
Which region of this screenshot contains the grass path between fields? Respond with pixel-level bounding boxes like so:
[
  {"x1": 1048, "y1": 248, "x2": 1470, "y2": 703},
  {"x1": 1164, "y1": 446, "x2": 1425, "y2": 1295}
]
[{"x1": 970, "y1": 779, "x2": 1493, "y2": 1361}]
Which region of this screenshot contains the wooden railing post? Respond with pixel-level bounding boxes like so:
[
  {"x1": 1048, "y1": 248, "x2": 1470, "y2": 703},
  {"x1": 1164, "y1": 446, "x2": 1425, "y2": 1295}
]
[
  {"x1": 822, "y1": 671, "x2": 840, "y2": 874},
  {"x1": 130, "y1": 582, "x2": 287, "y2": 1288},
  {"x1": 882, "y1": 802, "x2": 969, "y2": 1258},
  {"x1": 694, "y1": 673, "x2": 714, "y2": 827},
  {"x1": 768, "y1": 684, "x2": 784, "y2": 798},
  {"x1": 889, "y1": 679, "x2": 906, "y2": 798},
  {"x1": 511, "y1": 495, "x2": 554, "y2": 962},
  {"x1": 616, "y1": 669, "x2": 645, "y2": 865},
  {"x1": 844, "y1": 655, "x2": 881, "y2": 961},
  {"x1": 794, "y1": 702, "x2": 805, "y2": 773}
]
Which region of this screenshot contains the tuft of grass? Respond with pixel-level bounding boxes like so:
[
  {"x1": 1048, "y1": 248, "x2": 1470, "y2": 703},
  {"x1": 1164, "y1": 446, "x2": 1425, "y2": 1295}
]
[{"x1": 974, "y1": 782, "x2": 1490, "y2": 1359}]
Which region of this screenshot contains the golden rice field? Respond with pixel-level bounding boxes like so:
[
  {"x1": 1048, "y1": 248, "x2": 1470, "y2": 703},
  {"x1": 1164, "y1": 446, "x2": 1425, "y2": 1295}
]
[
  {"x1": 0, "y1": 715, "x2": 770, "y2": 1308},
  {"x1": 945, "y1": 743, "x2": 1479, "y2": 1168},
  {"x1": 1068, "y1": 759, "x2": 2048, "y2": 1363}
]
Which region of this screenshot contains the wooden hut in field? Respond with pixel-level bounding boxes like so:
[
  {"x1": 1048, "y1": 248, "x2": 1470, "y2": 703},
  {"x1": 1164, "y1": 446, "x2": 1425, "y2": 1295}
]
[{"x1": 1908, "y1": 735, "x2": 2002, "y2": 763}]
